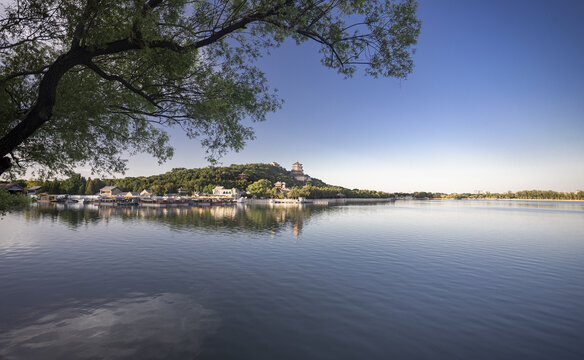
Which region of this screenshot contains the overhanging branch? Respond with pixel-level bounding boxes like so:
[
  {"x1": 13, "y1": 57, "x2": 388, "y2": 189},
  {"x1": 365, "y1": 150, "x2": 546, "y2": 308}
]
[
  {"x1": 0, "y1": 65, "x2": 51, "y2": 84},
  {"x1": 84, "y1": 60, "x2": 161, "y2": 109}
]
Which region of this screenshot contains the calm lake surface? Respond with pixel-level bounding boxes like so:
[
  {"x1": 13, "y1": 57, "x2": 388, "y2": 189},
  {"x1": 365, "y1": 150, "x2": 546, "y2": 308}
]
[{"x1": 1, "y1": 200, "x2": 583, "y2": 359}]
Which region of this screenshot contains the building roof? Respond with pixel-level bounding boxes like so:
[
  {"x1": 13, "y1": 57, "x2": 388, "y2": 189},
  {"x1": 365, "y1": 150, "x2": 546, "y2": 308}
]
[
  {"x1": 0, "y1": 183, "x2": 23, "y2": 190},
  {"x1": 292, "y1": 161, "x2": 304, "y2": 171},
  {"x1": 101, "y1": 186, "x2": 120, "y2": 190},
  {"x1": 27, "y1": 186, "x2": 42, "y2": 190}
]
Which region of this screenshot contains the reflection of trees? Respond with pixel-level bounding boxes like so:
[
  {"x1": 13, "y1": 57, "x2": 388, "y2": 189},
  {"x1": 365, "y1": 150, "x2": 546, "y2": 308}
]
[
  {"x1": 25, "y1": 203, "x2": 102, "y2": 228},
  {"x1": 24, "y1": 203, "x2": 340, "y2": 235},
  {"x1": 126, "y1": 205, "x2": 328, "y2": 236}
]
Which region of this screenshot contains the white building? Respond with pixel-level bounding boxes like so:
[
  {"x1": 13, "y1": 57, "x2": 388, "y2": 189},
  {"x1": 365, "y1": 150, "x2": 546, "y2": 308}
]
[
  {"x1": 140, "y1": 189, "x2": 153, "y2": 197},
  {"x1": 212, "y1": 186, "x2": 242, "y2": 198}
]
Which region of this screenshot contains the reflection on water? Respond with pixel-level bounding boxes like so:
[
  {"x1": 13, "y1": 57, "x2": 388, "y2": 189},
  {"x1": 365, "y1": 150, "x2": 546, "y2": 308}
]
[
  {"x1": 2, "y1": 200, "x2": 584, "y2": 359},
  {"x1": 23, "y1": 203, "x2": 337, "y2": 236},
  {"x1": 0, "y1": 293, "x2": 219, "y2": 360}
]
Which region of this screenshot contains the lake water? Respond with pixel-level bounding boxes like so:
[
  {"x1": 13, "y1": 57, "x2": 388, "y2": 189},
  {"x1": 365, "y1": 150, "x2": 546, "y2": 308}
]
[{"x1": 1, "y1": 200, "x2": 583, "y2": 359}]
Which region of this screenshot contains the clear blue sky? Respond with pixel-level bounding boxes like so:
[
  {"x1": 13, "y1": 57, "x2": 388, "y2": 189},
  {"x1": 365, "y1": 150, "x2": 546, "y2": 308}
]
[{"x1": 120, "y1": 0, "x2": 584, "y2": 193}]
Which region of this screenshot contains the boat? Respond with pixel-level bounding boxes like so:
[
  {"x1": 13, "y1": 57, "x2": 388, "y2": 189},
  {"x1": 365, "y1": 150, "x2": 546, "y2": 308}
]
[
  {"x1": 192, "y1": 198, "x2": 211, "y2": 206},
  {"x1": 139, "y1": 197, "x2": 168, "y2": 207},
  {"x1": 96, "y1": 197, "x2": 120, "y2": 206},
  {"x1": 36, "y1": 194, "x2": 65, "y2": 203}
]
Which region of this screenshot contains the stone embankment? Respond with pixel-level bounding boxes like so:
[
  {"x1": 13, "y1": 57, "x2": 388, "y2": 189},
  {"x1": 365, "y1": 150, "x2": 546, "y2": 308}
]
[{"x1": 243, "y1": 198, "x2": 395, "y2": 205}]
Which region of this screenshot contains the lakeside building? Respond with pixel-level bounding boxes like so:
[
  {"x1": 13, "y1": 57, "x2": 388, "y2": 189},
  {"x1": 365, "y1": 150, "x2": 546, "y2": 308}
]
[
  {"x1": 213, "y1": 186, "x2": 242, "y2": 198},
  {"x1": 140, "y1": 189, "x2": 153, "y2": 197},
  {"x1": 100, "y1": 186, "x2": 123, "y2": 197},
  {"x1": 26, "y1": 186, "x2": 43, "y2": 195},
  {"x1": 274, "y1": 181, "x2": 290, "y2": 193},
  {"x1": 290, "y1": 161, "x2": 311, "y2": 182},
  {"x1": 0, "y1": 183, "x2": 24, "y2": 194}
]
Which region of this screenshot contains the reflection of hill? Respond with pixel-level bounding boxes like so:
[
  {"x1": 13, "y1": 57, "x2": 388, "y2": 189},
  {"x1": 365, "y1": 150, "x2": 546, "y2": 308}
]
[{"x1": 25, "y1": 204, "x2": 340, "y2": 236}]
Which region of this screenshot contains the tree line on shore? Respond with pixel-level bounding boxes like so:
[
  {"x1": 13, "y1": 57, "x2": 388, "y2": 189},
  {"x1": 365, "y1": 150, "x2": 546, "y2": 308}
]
[
  {"x1": 3, "y1": 163, "x2": 582, "y2": 201},
  {"x1": 8, "y1": 163, "x2": 391, "y2": 199},
  {"x1": 413, "y1": 190, "x2": 583, "y2": 201}
]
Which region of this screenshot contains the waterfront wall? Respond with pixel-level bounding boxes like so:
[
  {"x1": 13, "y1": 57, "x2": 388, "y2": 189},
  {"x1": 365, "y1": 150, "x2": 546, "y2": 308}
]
[{"x1": 243, "y1": 198, "x2": 395, "y2": 205}]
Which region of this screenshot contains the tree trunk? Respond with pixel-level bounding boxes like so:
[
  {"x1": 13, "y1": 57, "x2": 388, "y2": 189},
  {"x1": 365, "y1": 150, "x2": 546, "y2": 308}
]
[{"x1": 0, "y1": 50, "x2": 85, "y2": 176}]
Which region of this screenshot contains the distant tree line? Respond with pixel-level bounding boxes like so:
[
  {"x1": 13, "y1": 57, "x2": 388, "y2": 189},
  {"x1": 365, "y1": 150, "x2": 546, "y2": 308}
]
[
  {"x1": 5, "y1": 163, "x2": 581, "y2": 201},
  {"x1": 414, "y1": 190, "x2": 583, "y2": 201},
  {"x1": 16, "y1": 174, "x2": 107, "y2": 195},
  {"x1": 245, "y1": 181, "x2": 391, "y2": 199}
]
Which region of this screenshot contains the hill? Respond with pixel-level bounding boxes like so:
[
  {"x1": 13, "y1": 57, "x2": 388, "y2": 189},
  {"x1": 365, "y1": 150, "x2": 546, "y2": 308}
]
[
  {"x1": 106, "y1": 163, "x2": 327, "y2": 194},
  {"x1": 17, "y1": 163, "x2": 390, "y2": 199}
]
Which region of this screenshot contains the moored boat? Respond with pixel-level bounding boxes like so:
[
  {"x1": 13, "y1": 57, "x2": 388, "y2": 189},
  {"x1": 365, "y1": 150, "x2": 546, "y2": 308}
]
[
  {"x1": 139, "y1": 197, "x2": 168, "y2": 207},
  {"x1": 36, "y1": 194, "x2": 65, "y2": 203}
]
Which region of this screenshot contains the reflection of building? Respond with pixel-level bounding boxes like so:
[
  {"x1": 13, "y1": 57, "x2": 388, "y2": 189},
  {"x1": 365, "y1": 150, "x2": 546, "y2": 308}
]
[
  {"x1": 291, "y1": 215, "x2": 305, "y2": 237},
  {"x1": 209, "y1": 206, "x2": 238, "y2": 219},
  {"x1": 292, "y1": 222, "x2": 303, "y2": 237},
  {"x1": 290, "y1": 161, "x2": 311, "y2": 181}
]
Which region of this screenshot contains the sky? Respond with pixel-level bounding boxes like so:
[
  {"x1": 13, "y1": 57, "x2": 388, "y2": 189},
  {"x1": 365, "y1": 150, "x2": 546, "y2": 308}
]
[{"x1": 118, "y1": 0, "x2": 584, "y2": 193}]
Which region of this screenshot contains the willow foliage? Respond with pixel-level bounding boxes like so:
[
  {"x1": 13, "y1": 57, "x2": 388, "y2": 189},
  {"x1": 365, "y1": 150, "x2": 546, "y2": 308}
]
[{"x1": 0, "y1": 0, "x2": 420, "y2": 178}]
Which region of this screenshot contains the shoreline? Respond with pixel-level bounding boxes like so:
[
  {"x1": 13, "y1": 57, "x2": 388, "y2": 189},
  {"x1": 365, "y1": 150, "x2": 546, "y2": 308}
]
[
  {"x1": 244, "y1": 198, "x2": 395, "y2": 205},
  {"x1": 426, "y1": 198, "x2": 584, "y2": 202}
]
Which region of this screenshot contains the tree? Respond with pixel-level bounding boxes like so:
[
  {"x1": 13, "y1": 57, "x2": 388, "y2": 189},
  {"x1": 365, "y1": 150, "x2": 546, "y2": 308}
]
[
  {"x1": 85, "y1": 178, "x2": 98, "y2": 195},
  {"x1": 0, "y1": 189, "x2": 29, "y2": 216},
  {"x1": 247, "y1": 179, "x2": 272, "y2": 198},
  {"x1": 61, "y1": 173, "x2": 86, "y2": 194},
  {"x1": 202, "y1": 184, "x2": 215, "y2": 194},
  {"x1": 0, "y1": 0, "x2": 420, "y2": 178},
  {"x1": 163, "y1": 182, "x2": 176, "y2": 194},
  {"x1": 287, "y1": 186, "x2": 300, "y2": 198}
]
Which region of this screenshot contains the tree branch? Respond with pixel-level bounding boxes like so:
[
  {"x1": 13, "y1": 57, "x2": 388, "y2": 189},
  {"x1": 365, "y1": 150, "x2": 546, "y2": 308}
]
[
  {"x1": 193, "y1": 1, "x2": 293, "y2": 49},
  {"x1": 84, "y1": 60, "x2": 161, "y2": 109},
  {"x1": 0, "y1": 65, "x2": 51, "y2": 84},
  {"x1": 71, "y1": 0, "x2": 98, "y2": 48}
]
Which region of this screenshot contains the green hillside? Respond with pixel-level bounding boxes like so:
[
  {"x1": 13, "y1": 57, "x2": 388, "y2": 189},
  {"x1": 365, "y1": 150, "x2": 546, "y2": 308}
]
[
  {"x1": 106, "y1": 163, "x2": 327, "y2": 194},
  {"x1": 18, "y1": 163, "x2": 390, "y2": 199}
]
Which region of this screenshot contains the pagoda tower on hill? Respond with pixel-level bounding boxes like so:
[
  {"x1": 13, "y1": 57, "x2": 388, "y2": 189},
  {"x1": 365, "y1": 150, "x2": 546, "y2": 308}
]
[{"x1": 290, "y1": 161, "x2": 311, "y2": 181}]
